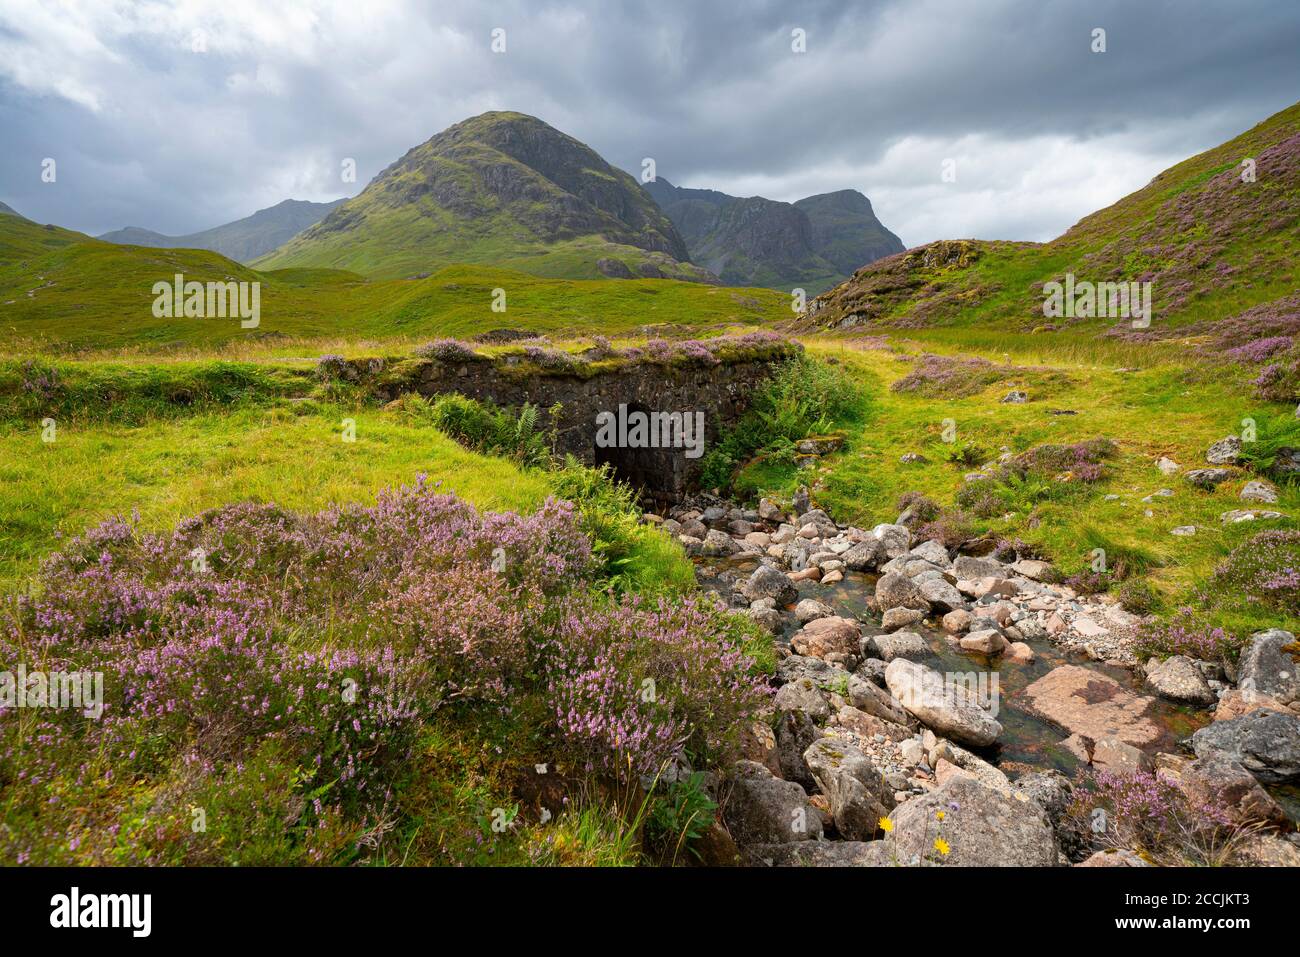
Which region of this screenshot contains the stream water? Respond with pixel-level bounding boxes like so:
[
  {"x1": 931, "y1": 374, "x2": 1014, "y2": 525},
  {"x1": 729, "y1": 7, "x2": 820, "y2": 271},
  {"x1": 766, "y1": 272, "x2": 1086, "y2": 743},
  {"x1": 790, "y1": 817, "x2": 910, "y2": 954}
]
[{"x1": 696, "y1": 554, "x2": 1213, "y2": 777}]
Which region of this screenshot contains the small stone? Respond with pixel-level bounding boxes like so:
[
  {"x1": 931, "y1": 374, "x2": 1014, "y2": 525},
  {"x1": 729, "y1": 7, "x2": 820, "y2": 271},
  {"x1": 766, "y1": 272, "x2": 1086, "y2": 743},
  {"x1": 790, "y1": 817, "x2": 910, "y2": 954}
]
[
  {"x1": 1170, "y1": 525, "x2": 1196, "y2": 536},
  {"x1": 1206, "y1": 435, "x2": 1242, "y2": 465},
  {"x1": 1155, "y1": 456, "x2": 1180, "y2": 475},
  {"x1": 1240, "y1": 480, "x2": 1279, "y2": 503}
]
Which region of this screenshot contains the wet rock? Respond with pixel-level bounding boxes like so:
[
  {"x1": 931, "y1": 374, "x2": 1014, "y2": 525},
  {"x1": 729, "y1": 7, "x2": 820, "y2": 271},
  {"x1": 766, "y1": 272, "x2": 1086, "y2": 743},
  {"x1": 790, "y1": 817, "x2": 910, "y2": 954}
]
[
  {"x1": 866, "y1": 629, "x2": 930, "y2": 662},
  {"x1": 841, "y1": 538, "x2": 887, "y2": 571},
  {"x1": 794, "y1": 598, "x2": 834, "y2": 624},
  {"x1": 1205, "y1": 435, "x2": 1242, "y2": 465},
  {"x1": 1005, "y1": 641, "x2": 1036, "y2": 664},
  {"x1": 804, "y1": 737, "x2": 896, "y2": 841},
  {"x1": 790, "y1": 616, "x2": 861, "y2": 659},
  {"x1": 1238, "y1": 629, "x2": 1300, "y2": 706},
  {"x1": 723, "y1": 760, "x2": 823, "y2": 845},
  {"x1": 917, "y1": 576, "x2": 966, "y2": 612},
  {"x1": 875, "y1": 572, "x2": 930, "y2": 612},
  {"x1": 701, "y1": 529, "x2": 741, "y2": 557},
  {"x1": 1191, "y1": 710, "x2": 1300, "y2": 784},
  {"x1": 1145, "y1": 655, "x2": 1217, "y2": 707},
  {"x1": 882, "y1": 775, "x2": 1057, "y2": 866},
  {"x1": 741, "y1": 564, "x2": 798, "y2": 605},
  {"x1": 942, "y1": 609, "x2": 972, "y2": 633},
  {"x1": 884, "y1": 658, "x2": 1002, "y2": 747},
  {"x1": 1018, "y1": 665, "x2": 1167, "y2": 750},
  {"x1": 960, "y1": 628, "x2": 1009, "y2": 656},
  {"x1": 880, "y1": 607, "x2": 927, "y2": 632}
]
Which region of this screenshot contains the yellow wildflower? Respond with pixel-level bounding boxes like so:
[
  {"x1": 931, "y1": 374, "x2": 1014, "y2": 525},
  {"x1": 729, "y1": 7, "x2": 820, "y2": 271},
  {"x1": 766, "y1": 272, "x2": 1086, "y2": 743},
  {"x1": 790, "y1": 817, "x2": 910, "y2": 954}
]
[
  {"x1": 936, "y1": 810, "x2": 945, "y2": 820},
  {"x1": 879, "y1": 817, "x2": 893, "y2": 833},
  {"x1": 934, "y1": 837, "x2": 950, "y2": 856}
]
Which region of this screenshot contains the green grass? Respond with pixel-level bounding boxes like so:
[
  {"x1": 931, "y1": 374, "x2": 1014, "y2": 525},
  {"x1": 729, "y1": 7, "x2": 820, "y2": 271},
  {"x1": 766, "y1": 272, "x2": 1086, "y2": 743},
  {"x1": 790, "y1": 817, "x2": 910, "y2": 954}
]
[
  {"x1": 724, "y1": 336, "x2": 1300, "y2": 639},
  {"x1": 0, "y1": 213, "x2": 787, "y2": 354}
]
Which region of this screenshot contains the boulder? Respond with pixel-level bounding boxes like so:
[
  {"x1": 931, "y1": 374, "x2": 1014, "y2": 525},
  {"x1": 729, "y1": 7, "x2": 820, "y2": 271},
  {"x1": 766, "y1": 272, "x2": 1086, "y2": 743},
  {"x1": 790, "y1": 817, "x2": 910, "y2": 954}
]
[
  {"x1": 866, "y1": 630, "x2": 930, "y2": 662},
  {"x1": 1205, "y1": 435, "x2": 1242, "y2": 464},
  {"x1": 910, "y1": 540, "x2": 952, "y2": 567},
  {"x1": 1144, "y1": 655, "x2": 1217, "y2": 708},
  {"x1": 834, "y1": 704, "x2": 911, "y2": 742},
  {"x1": 743, "y1": 840, "x2": 888, "y2": 867},
  {"x1": 846, "y1": 672, "x2": 913, "y2": 726},
  {"x1": 871, "y1": 523, "x2": 912, "y2": 559},
  {"x1": 776, "y1": 709, "x2": 821, "y2": 789},
  {"x1": 1191, "y1": 710, "x2": 1300, "y2": 784},
  {"x1": 875, "y1": 572, "x2": 930, "y2": 612},
  {"x1": 1173, "y1": 754, "x2": 1288, "y2": 827},
  {"x1": 884, "y1": 658, "x2": 1002, "y2": 747},
  {"x1": 1077, "y1": 848, "x2": 1151, "y2": 867},
  {"x1": 794, "y1": 598, "x2": 834, "y2": 624},
  {"x1": 700, "y1": 529, "x2": 740, "y2": 556},
  {"x1": 880, "y1": 775, "x2": 1057, "y2": 866},
  {"x1": 841, "y1": 538, "x2": 887, "y2": 572},
  {"x1": 1185, "y1": 467, "x2": 1236, "y2": 489},
  {"x1": 942, "y1": 609, "x2": 973, "y2": 633},
  {"x1": 917, "y1": 576, "x2": 966, "y2": 612},
  {"x1": 790, "y1": 616, "x2": 861, "y2": 660},
  {"x1": 880, "y1": 607, "x2": 927, "y2": 632},
  {"x1": 1017, "y1": 665, "x2": 1168, "y2": 750},
  {"x1": 1238, "y1": 629, "x2": 1300, "y2": 706},
  {"x1": 773, "y1": 677, "x2": 831, "y2": 722},
  {"x1": 1214, "y1": 687, "x2": 1288, "y2": 722},
  {"x1": 723, "y1": 761, "x2": 823, "y2": 845},
  {"x1": 803, "y1": 737, "x2": 896, "y2": 841},
  {"x1": 741, "y1": 564, "x2": 798, "y2": 606},
  {"x1": 960, "y1": 628, "x2": 1009, "y2": 656},
  {"x1": 953, "y1": 555, "x2": 1004, "y2": 580},
  {"x1": 1241, "y1": 480, "x2": 1279, "y2": 503}
]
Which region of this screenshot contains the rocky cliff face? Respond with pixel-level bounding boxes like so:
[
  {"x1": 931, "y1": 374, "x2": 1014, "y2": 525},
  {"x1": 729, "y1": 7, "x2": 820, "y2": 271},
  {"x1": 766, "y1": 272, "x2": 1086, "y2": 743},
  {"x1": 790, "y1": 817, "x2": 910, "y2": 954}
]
[{"x1": 644, "y1": 178, "x2": 903, "y2": 293}]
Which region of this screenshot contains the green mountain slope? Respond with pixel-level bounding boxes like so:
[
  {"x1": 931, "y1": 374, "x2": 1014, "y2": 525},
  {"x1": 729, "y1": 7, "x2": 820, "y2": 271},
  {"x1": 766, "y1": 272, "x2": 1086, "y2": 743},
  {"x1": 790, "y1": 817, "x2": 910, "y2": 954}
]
[
  {"x1": 98, "y1": 198, "x2": 346, "y2": 262},
  {"x1": 643, "y1": 178, "x2": 903, "y2": 293},
  {"x1": 256, "y1": 112, "x2": 713, "y2": 283},
  {"x1": 806, "y1": 101, "x2": 1300, "y2": 337},
  {"x1": 0, "y1": 207, "x2": 785, "y2": 353}
]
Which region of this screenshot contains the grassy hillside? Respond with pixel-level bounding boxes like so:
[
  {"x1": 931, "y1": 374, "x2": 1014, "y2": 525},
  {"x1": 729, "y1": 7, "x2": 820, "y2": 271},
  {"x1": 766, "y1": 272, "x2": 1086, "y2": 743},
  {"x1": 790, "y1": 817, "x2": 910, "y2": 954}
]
[
  {"x1": 807, "y1": 102, "x2": 1300, "y2": 338},
  {"x1": 256, "y1": 112, "x2": 712, "y2": 283},
  {"x1": 0, "y1": 212, "x2": 788, "y2": 354}
]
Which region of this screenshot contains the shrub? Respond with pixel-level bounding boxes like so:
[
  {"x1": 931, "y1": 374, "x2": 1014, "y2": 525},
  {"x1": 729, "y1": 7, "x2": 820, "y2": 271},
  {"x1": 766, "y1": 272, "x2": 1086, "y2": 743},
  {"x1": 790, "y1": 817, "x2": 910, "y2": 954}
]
[
  {"x1": 1066, "y1": 769, "x2": 1243, "y2": 866},
  {"x1": 1133, "y1": 607, "x2": 1236, "y2": 661},
  {"x1": 891, "y1": 353, "x2": 1005, "y2": 398},
  {"x1": 427, "y1": 393, "x2": 552, "y2": 467},
  {"x1": 1209, "y1": 529, "x2": 1300, "y2": 615},
  {"x1": 413, "y1": 338, "x2": 484, "y2": 362},
  {"x1": 1117, "y1": 578, "x2": 1160, "y2": 616}
]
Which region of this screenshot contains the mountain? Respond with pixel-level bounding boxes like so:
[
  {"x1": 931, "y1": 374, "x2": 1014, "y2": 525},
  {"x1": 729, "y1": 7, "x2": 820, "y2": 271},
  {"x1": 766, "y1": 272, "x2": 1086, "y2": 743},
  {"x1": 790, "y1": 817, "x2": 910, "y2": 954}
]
[
  {"x1": 98, "y1": 198, "x2": 346, "y2": 263},
  {"x1": 0, "y1": 201, "x2": 27, "y2": 220},
  {"x1": 643, "y1": 178, "x2": 903, "y2": 293},
  {"x1": 805, "y1": 101, "x2": 1300, "y2": 337},
  {"x1": 256, "y1": 112, "x2": 714, "y2": 283}
]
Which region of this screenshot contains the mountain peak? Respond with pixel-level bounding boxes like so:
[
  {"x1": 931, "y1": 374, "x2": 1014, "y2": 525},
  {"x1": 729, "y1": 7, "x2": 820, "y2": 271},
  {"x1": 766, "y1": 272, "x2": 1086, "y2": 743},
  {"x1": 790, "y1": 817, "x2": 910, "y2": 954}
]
[{"x1": 258, "y1": 112, "x2": 708, "y2": 281}]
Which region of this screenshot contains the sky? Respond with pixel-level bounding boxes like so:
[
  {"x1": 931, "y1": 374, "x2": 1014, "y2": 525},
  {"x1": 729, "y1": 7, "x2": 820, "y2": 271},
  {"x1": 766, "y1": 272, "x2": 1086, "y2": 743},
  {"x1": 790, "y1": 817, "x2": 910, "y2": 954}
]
[{"x1": 1, "y1": 0, "x2": 1298, "y2": 247}]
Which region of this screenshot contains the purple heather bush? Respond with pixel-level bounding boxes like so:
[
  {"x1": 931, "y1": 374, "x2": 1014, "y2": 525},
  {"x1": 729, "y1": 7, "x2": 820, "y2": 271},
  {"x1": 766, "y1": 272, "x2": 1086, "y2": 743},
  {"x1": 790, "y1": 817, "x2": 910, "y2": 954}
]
[
  {"x1": 413, "y1": 338, "x2": 484, "y2": 362},
  {"x1": 1, "y1": 479, "x2": 768, "y2": 864},
  {"x1": 1133, "y1": 607, "x2": 1235, "y2": 661},
  {"x1": 1210, "y1": 529, "x2": 1300, "y2": 616},
  {"x1": 890, "y1": 353, "x2": 1005, "y2": 398},
  {"x1": 1068, "y1": 768, "x2": 1239, "y2": 865}
]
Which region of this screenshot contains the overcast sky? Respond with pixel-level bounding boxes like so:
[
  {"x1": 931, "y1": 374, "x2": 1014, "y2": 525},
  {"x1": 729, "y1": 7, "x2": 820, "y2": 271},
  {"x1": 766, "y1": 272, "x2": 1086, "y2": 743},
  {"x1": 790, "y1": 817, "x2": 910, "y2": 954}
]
[{"x1": 2, "y1": 0, "x2": 1298, "y2": 247}]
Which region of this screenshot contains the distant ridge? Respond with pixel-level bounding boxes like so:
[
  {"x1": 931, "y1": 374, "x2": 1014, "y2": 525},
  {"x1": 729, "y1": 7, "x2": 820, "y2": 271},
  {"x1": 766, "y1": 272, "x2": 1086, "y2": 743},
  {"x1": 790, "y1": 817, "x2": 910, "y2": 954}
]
[{"x1": 99, "y1": 198, "x2": 346, "y2": 263}]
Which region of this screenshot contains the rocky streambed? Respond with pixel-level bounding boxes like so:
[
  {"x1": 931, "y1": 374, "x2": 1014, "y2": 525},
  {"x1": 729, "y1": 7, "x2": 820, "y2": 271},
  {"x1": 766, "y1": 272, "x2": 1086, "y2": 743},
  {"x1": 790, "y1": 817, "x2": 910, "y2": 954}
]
[{"x1": 646, "y1": 492, "x2": 1300, "y2": 866}]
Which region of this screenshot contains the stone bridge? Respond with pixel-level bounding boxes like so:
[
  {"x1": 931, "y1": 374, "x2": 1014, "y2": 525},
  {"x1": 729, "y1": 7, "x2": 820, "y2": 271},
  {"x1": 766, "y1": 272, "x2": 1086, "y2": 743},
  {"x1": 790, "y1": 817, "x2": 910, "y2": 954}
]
[{"x1": 372, "y1": 346, "x2": 796, "y2": 503}]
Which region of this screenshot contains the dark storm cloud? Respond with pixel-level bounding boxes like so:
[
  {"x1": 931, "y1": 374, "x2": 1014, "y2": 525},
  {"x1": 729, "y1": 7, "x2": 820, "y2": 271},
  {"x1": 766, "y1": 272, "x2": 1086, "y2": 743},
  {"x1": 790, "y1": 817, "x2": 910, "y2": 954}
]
[{"x1": 1, "y1": 0, "x2": 1297, "y2": 245}]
